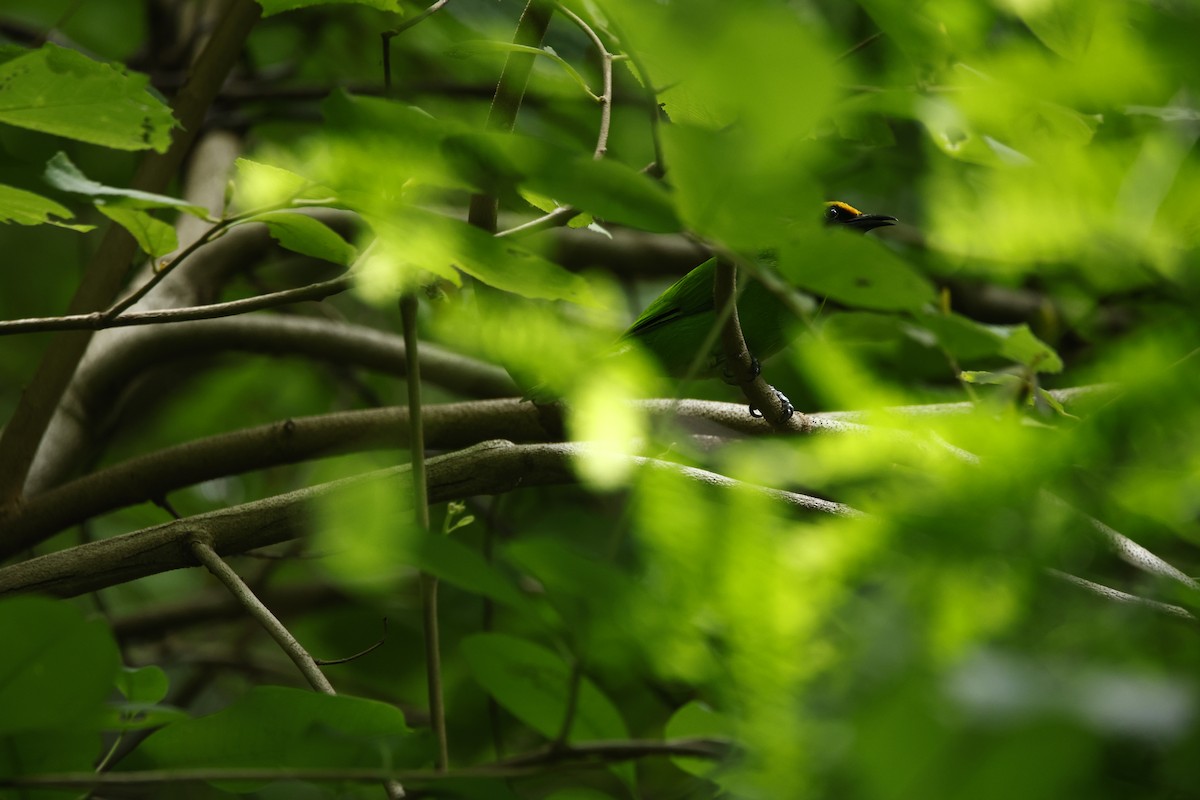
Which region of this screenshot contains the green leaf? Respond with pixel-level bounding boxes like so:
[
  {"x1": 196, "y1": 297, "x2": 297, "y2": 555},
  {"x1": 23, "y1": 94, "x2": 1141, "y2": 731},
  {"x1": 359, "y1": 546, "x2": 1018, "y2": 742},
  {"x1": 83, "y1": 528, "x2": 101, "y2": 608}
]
[
  {"x1": 314, "y1": 466, "x2": 530, "y2": 609},
  {"x1": 960, "y1": 370, "x2": 1023, "y2": 387},
  {"x1": 98, "y1": 206, "x2": 178, "y2": 257},
  {"x1": 101, "y1": 702, "x2": 191, "y2": 732},
  {"x1": 44, "y1": 152, "x2": 209, "y2": 217},
  {"x1": 127, "y1": 685, "x2": 427, "y2": 787},
  {"x1": 257, "y1": 0, "x2": 401, "y2": 15},
  {"x1": 665, "y1": 701, "x2": 732, "y2": 778},
  {"x1": 319, "y1": 91, "x2": 471, "y2": 193},
  {"x1": 0, "y1": 43, "x2": 175, "y2": 152},
  {"x1": 0, "y1": 596, "x2": 120, "y2": 734},
  {"x1": 0, "y1": 182, "x2": 93, "y2": 230},
  {"x1": 115, "y1": 665, "x2": 169, "y2": 704},
  {"x1": 448, "y1": 133, "x2": 680, "y2": 233},
  {"x1": 369, "y1": 206, "x2": 596, "y2": 305},
  {"x1": 250, "y1": 210, "x2": 357, "y2": 266},
  {"x1": 0, "y1": 730, "x2": 100, "y2": 787},
  {"x1": 913, "y1": 311, "x2": 1011, "y2": 362},
  {"x1": 779, "y1": 232, "x2": 935, "y2": 312},
  {"x1": 460, "y1": 633, "x2": 629, "y2": 743},
  {"x1": 521, "y1": 151, "x2": 679, "y2": 234},
  {"x1": 993, "y1": 324, "x2": 1064, "y2": 373}
]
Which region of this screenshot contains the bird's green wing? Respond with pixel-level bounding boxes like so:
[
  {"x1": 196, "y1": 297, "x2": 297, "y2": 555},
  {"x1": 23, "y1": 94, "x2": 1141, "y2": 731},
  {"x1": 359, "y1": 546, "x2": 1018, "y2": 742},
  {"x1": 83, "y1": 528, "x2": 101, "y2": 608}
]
[{"x1": 624, "y1": 257, "x2": 718, "y2": 339}]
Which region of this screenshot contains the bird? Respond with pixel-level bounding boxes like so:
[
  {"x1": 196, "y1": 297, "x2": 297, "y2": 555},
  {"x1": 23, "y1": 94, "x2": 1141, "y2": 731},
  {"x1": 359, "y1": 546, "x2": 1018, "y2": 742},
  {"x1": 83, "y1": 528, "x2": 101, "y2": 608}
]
[{"x1": 622, "y1": 201, "x2": 896, "y2": 381}]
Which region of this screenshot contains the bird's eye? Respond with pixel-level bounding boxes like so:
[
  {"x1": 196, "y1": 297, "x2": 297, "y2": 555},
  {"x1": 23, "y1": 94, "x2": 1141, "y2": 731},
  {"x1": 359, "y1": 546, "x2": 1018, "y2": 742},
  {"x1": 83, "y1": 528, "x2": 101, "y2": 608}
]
[{"x1": 825, "y1": 206, "x2": 841, "y2": 221}]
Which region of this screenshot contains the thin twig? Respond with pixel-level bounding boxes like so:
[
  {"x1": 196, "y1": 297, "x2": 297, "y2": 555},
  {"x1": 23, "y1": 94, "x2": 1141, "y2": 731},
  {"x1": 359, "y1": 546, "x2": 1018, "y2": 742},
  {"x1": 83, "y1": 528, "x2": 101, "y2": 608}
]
[
  {"x1": 314, "y1": 618, "x2": 390, "y2": 665},
  {"x1": 1048, "y1": 570, "x2": 1196, "y2": 621},
  {"x1": 382, "y1": 0, "x2": 453, "y2": 90},
  {"x1": 552, "y1": 658, "x2": 584, "y2": 748},
  {"x1": 556, "y1": 4, "x2": 613, "y2": 159},
  {"x1": 189, "y1": 537, "x2": 406, "y2": 798},
  {"x1": 188, "y1": 536, "x2": 336, "y2": 694},
  {"x1": 0, "y1": 275, "x2": 354, "y2": 336},
  {"x1": 836, "y1": 31, "x2": 883, "y2": 62},
  {"x1": 2, "y1": 738, "x2": 729, "y2": 789},
  {"x1": 603, "y1": 15, "x2": 663, "y2": 175}
]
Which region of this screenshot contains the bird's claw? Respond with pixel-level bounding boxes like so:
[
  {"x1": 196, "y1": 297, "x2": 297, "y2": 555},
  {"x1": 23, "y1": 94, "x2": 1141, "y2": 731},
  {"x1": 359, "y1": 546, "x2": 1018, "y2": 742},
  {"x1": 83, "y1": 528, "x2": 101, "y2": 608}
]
[{"x1": 749, "y1": 386, "x2": 794, "y2": 420}]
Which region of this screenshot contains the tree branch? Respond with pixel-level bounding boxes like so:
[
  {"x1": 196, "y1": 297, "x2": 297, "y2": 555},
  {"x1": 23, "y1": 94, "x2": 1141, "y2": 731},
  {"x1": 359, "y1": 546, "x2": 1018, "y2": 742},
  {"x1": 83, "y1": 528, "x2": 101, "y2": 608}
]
[
  {"x1": 188, "y1": 537, "x2": 337, "y2": 694},
  {"x1": 0, "y1": 276, "x2": 355, "y2": 335},
  {"x1": 0, "y1": 440, "x2": 855, "y2": 597},
  {"x1": 0, "y1": 737, "x2": 728, "y2": 790},
  {"x1": 0, "y1": 0, "x2": 262, "y2": 509}
]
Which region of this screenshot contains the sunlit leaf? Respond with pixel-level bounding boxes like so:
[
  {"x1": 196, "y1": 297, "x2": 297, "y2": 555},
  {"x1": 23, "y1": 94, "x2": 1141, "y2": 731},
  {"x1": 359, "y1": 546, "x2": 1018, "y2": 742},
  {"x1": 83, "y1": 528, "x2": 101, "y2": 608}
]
[
  {"x1": 368, "y1": 206, "x2": 596, "y2": 304},
  {"x1": 0, "y1": 44, "x2": 176, "y2": 152},
  {"x1": 0, "y1": 182, "x2": 92, "y2": 230}
]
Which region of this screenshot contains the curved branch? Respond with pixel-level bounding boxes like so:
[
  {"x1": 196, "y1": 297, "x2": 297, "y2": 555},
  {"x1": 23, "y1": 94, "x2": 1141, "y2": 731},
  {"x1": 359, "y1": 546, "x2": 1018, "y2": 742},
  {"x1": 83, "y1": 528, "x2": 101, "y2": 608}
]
[
  {"x1": 22, "y1": 314, "x2": 516, "y2": 497},
  {"x1": 3, "y1": 388, "x2": 1108, "y2": 554}
]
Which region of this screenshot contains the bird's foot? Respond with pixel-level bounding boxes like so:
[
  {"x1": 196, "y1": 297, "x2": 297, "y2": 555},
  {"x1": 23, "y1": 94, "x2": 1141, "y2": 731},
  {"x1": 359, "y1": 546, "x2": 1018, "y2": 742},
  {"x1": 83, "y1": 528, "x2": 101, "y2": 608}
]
[{"x1": 749, "y1": 386, "x2": 795, "y2": 420}]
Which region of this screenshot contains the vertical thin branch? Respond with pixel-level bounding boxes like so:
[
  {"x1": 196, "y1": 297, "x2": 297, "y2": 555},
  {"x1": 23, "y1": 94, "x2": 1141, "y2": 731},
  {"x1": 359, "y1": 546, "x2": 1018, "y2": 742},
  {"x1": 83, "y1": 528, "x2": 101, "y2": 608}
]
[
  {"x1": 551, "y1": 658, "x2": 584, "y2": 749},
  {"x1": 467, "y1": 0, "x2": 556, "y2": 233},
  {"x1": 400, "y1": 293, "x2": 447, "y2": 772},
  {"x1": 382, "y1": 0, "x2": 453, "y2": 91},
  {"x1": 0, "y1": 0, "x2": 262, "y2": 512},
  {"x1": 556, "y1": 5, "x2": 613, "y2": 159}
]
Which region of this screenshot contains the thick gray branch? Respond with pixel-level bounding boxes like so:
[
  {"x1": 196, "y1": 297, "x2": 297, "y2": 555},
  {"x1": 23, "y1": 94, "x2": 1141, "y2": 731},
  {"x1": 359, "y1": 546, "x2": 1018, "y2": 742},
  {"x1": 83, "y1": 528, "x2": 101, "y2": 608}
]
[{"x1": 0, "y1": 440, "x2": 852, "y2": 598}]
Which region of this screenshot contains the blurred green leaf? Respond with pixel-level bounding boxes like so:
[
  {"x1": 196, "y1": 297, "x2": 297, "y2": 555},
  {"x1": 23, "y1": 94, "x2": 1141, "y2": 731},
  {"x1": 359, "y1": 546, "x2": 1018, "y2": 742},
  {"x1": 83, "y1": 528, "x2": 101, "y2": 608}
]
[
  {"x1": 665, "y1": 701, "x2": 732, "y2": 778},
  {"x1": 257, "y1": 0, "x2": 401, "y2": 15},
  {"x1": 0, "y1": 43, "x2": 175, "y2": 152},
  {"x1": 115, "y1": 664, "x2": 169, "y2": 704},
  {"x1": 367, "y1": 206, "x2": 596, "y2": 304}
]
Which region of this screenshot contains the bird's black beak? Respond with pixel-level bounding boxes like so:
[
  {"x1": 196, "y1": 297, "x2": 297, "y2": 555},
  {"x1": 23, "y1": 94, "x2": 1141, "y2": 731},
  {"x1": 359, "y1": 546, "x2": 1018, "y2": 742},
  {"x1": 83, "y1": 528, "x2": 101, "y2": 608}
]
[{"x1": 845, "y1": 214, "x2": 897, "y2": 232}]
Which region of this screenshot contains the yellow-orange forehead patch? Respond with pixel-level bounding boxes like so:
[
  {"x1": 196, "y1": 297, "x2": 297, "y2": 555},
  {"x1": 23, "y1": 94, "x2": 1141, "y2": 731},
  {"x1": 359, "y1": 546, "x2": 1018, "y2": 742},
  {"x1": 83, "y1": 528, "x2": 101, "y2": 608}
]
[{"x1": 825, "y1": 200, "x2": 862, "y2": 216}]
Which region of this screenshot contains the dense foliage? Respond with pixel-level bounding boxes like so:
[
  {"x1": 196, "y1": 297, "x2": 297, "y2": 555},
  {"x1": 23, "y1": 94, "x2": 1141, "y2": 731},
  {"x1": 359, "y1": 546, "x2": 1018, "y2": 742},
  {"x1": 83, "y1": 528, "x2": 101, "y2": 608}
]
[{"x1": 1, "y1": 0, "x2": 1198, "y2": 798}]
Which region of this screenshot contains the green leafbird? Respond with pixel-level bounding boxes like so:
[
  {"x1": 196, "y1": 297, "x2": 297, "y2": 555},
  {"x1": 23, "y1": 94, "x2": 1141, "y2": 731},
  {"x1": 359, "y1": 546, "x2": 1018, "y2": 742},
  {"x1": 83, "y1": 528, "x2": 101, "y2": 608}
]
[{"x1": 623, "y1": 201, "x2": 896, "y2": 379}]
